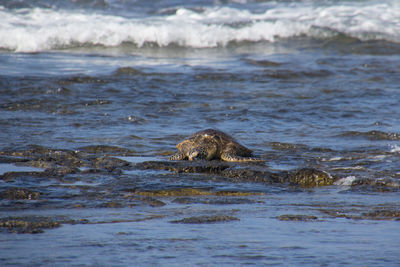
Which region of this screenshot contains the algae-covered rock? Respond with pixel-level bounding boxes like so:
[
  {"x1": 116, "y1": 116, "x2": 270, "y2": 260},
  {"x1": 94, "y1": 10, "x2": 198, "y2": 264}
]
[
  {"x1": 319, "y1": 207, "x2": 400, "y2": 221},
  {"x1": 0, "y1": 216, "x2": 61, "y2": 234},
  {"x1": 136, "y1": 197, "x2": 166, "y2": 207},
  {"x1": 172, "y1": 197, "x2": 260, "y2": 205},
  {"x1": 289, "y1": 168, "x2": 335, "y2": 187},
  {"x1": 77, "y1": 145, "x2": 134, "y2": 155},
  {"x1": 1, "y1": 145, "x2": 133, "y2": 173},
  {"x1": 134, "y1": 188, "x2": 212, "y2": 197},
  {"x1": 133, "y1": 188, "x2": 264, "y2": 198},
  {"x1": 0, "y1": 188, "x2": 40, "y2": 200},
  {"x1": 135, "y1": 160, "x2": 335, "y2": 187},
  {"x1": 91, "y1": 157, "x2": 131, "y2": 172},
  {"x1": 221, "y1": 168, "x2": 282, "y2": 184},
  {"x1": 170, "y1": 215, "x2": 239, "y2": 224},
  {"x1": 277, "y1": 214, "x2": 319, "y2": 221},
  {"x1": 361, "y1": 210, "x2": 400, "y2": 220},
  {"x1": 135, "y1": 160, "x2": 230, "y2": 173}
]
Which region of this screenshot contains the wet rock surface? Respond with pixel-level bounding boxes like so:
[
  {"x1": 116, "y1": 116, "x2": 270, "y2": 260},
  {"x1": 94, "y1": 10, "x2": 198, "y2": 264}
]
[
  {"x1": 361, "y1": 210, "x2": 400, "y2": 220},
  {"x1": 135, "y1": 160, "x2": 231, "y2": 174},
  {"x1": 319, "y1": 207, "x2": 400, "y2": 221},
  {"x1": 277, "y1": 214, "x2": 319, "y2": 221},
  {"x1": 0, "y1": 216, "x2": 62, "y2": 234},
  {"x1": 170, "y1": 215, "x2": 240, "y2": 224},
  {"x1": 135, "y1": 160, "x2": 337, "y2": 187},
  {"x1": 288, "y1": 168, "x2": 334, "y2": 187},
  {"x1": 0, "y1": 188, "x2": 40, "y2": 200},
  {"x1": 0, "y1": 145, "x2": 399, "y2": 234},
  {"x1": 0, "y1": 145, "x2": 133, "y2": 180}
]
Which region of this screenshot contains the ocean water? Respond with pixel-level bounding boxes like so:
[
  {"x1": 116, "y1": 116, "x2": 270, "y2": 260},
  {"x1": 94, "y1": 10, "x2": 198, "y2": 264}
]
[{"x1": 1, "y1": 0, "x2": 400, "y2": 266}]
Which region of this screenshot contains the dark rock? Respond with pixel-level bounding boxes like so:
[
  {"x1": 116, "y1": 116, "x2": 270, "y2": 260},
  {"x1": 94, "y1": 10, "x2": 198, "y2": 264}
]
[
  {"x1": 221, "y1": 168, "x2": 283, "y2": 184},
  {"x1": 77, "y1": 145, "x2": 134, "y2": 155},
  {"x1": 134, "y1": 188, "x2": 212, "y2": 197},
  {"x1": 0, "y1": 188, "x2": 40, "y2": 200},
  {"x1": 270, "y1": 142, "x2": 307, "y2": 151},
  {"x1": 288, "y1": 168, "x2": 335, "y2": 187},
  {"x1": 135, "y1": 160, "x2": 335, "y2": 187},
  {"x1": 114, "y1": 67, "x2": 145, "y2": 75},
  {"x1": 361, "y1": 210, "x2": 400, "y2": 220},
  {"x1": 57, "y1": 75, "x2": 109, "y2": 85},
  {"x1": 0, "y1": 171, "x2": 46, "y2": 181},
  {"x1": 0, "y1": 156, "x2": 29, "y2": 163},
  {"x1": 8, "y1": 146, "x2": 85, "y2": 171},
  {"x1": 319, "y1": 207, "x2": 400, "y2": 221},
  {"x1": 172, "y1": 197, "x2": 259, "y2": 205},
  {"x1": 340, "y1": 130, "x2": 400, "y2": 141},
  {"x1": 44, "y1": 166, "x2": 79, "y2": 176},
  {"x1": 0, "y1": 216, "x2": 61, "y2": 234},
  {"x1": 138, "y1": 197, "x2": 166, "y2": 207},
  {"x1": 170, "y1": 215, "x2": 240, "y2": 224},
  {"x1": 277, "y1": 214, "x2": 319, "y2": 221},
  {"x1": 98, "y1": 201, "x2": 126, "y2": 208},
  {"x1": 135, "y1": 160, "x2": 230, "y2": 174},
  {"x1": 91, "y1": 157, "x2": 131, "y2": 171},
  {"x1": 349, "y1": 177, "x2": 400, "y2": 191}
]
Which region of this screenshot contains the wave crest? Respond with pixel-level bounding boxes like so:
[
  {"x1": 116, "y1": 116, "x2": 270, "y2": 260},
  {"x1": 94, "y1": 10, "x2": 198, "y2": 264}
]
[{"x1": 0, "y1": 2, "x2": 399, "y2": 52}]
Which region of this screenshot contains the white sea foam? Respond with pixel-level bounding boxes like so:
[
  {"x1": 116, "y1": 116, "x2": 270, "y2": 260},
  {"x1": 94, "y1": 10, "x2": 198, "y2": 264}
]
[
  {"x1": 322, "y1": 156, "x2": 343, "y2": 162},
  {"x1": 334, "y1": 176, "x2": 357, "y2": 186},
  {"x1": 389, "y1": 144, "x2": 400, "y2": 153},
  {"x1": 0, "y1": 1, "x2": 399, "y2": 52}
]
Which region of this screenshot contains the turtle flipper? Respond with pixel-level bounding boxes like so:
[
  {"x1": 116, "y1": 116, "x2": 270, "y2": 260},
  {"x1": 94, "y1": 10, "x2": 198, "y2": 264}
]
[
  {"x1": 169, "y1": 152, "x2": 187, "y2": 160},
  {"x1": 220, "y1": 152, "x2": 263, "y2": 162}
]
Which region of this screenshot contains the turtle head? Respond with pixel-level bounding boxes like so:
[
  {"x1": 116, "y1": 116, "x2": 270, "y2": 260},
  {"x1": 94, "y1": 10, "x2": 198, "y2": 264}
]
[
  {"x1": 188, "y1": 145, "x2": 216, "y2": 161},
  {"x1": 188, "y1": 148, "x2": 202, "y2": 161}
]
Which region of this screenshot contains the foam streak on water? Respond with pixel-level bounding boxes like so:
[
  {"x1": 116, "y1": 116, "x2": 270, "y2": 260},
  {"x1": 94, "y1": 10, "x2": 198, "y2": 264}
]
[{"x1": 0, "y1": 0, "x2": 399, "y2": 52}]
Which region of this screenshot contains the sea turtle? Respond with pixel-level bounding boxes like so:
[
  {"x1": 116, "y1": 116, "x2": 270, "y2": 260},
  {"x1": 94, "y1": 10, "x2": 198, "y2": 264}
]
[{"x1": 169, "y1": 129, "x2": 263, "y2": 162}]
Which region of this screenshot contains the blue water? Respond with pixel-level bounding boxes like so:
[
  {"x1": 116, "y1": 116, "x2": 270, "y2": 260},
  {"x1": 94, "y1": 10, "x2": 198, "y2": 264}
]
[
  {"x1": 3, "y1": 190, "x2": 400, "y2": 266},
  {"x1": 1, "y1": 0, "x2": 400, "y2": 266}
]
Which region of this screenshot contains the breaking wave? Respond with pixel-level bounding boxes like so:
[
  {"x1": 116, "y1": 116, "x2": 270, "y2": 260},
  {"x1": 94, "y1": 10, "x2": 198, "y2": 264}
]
[{"x1": 1, "y1": 1, "x2": 399, "y2": 52}]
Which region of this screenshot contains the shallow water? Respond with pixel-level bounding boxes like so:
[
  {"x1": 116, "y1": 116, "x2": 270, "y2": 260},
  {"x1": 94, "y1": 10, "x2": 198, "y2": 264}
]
[
  {"x1": 3, "y1": 189, "x2": 400, "y2": 266},
  {"x1": 0, "y1": 164, "x2": 44, "y2": 175},
  {"x1": 1, "y1": 0, "x2": 400, "y2": 266}
]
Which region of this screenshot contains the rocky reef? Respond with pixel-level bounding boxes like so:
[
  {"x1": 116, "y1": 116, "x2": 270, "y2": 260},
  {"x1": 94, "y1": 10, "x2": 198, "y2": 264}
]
[{"x1": 1, "y1": 145, "x2": 399, "y2": 234}]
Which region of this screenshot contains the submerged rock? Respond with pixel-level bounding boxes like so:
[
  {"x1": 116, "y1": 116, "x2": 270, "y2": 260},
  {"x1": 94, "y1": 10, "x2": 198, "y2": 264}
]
[
  {"x1": 135, "y1": 160, "x2": 336, "y2": 187},
  {"x1": 77, "y1": 145, "x2": 134, "y2": 155},
  {"x1": 0, "y1": 171, "x2": 44, "y2": 181},
  {"x1": 361, "y1": 210, "x2": 400, "y2": 220},
  {"x1": 172, "y1": 197, "x2": 260, "y2": 205},
  {"x1": 0, "y1": 144, "x2": 338, "y2": 187},
  {"x1": 136, "y1": 197, "x2": 166, "y2": 207},
  {"x1": 91, "y1": 156, "x2": 131, "y2": 172},
  {"x1": 135, "y1": 160, "x2": 230, "y2": 174},
  {"x1": 134, "y1": 188, "x2": 213, "y2": 197},
  {"x1": 0, "y1": 145, "x2": 134, "y2": 180},
  {"x1": 318, "y1": 205, "x2": 400, "y2": 221},
  {"x1": 220, "y1": 167, "x2": 283, "y2": 184},
  {"x1": 0, "y1": 188, "x2": 40, "y2": 200},
  {"x1": 0, "y1": 216, "x2": 61, "y2": 234},
  {"x1": 349, "y1": 177, "x2": 400, "y2": 191},
  {"x1": 170, "y1": 215, "x2": 240, "y2": 224},
  {"x1": 277, "y1": 214, "x2": 319, "y2": 221},
  {"x1": 289, "y1": 168, "x2": 334, "y2": 187}
]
